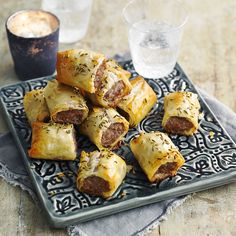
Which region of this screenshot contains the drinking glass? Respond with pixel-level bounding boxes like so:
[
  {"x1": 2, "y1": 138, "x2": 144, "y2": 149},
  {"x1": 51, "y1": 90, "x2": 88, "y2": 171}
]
[
  {"x1": 42, "y1": 0, "x2": 93, "y2": 44},
  {"x1": 123, "y1": 0, "x2": 188, "y2": 78}
]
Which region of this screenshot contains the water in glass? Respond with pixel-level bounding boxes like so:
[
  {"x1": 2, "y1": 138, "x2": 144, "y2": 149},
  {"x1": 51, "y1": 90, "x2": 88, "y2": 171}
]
[{"x1": 129, "y1": 20, "x2": 181, "y2": 78}]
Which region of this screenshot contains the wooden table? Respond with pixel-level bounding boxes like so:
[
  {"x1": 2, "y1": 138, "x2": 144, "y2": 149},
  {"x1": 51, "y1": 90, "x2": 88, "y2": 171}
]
[{"x1": 0, "y1": 0, "x2": 235, "y2": 235}]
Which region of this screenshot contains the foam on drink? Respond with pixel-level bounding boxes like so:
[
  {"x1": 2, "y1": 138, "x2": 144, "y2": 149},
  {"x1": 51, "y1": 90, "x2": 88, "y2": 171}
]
[{"x1": 7, "y1": 10, "x2": 59, "y2": 38}]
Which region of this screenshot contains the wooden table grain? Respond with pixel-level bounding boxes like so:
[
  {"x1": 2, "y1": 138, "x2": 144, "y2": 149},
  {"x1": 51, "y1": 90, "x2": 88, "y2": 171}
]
[{"x1": 0, "y1": 1, "x2": 235, "y2": 235}]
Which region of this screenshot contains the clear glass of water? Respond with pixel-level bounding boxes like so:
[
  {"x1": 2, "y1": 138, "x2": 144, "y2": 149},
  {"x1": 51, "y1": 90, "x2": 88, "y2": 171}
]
[
  {"x1": 42, "y1": 0, "x2": 93, "y2": 44},
  {"x1": 123, "y1": 0, "x2": 188, "y2": 78}
]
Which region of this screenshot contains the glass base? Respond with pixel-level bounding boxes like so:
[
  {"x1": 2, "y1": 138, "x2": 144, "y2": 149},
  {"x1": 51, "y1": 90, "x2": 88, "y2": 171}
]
[{"x1": 133, "y1": 61, "x2": 175, "y2": 78}]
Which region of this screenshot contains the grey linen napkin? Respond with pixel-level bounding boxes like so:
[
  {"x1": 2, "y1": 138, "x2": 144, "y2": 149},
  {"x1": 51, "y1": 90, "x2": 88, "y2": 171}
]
[{"x1": 0, "y1": 89, "x2": 236, "y2": 236}]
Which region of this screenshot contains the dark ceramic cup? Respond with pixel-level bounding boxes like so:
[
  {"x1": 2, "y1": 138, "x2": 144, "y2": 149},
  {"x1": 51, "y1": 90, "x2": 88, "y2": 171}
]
[{"x1": 6, "y1": 10, "x2": 60, "y2": 80}]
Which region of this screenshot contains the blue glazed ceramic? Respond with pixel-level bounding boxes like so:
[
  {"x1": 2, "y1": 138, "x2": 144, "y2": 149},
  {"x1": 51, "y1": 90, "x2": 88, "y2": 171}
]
[{"x1": 0, "y1": 60, "x2": 236, "y2": 227}]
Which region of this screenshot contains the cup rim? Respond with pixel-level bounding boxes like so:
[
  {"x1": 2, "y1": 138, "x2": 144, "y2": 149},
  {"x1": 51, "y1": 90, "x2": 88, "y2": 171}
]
[
  {"x1": 5, "y1": 9, "x2": 60, "y2": 39},
  {"x1": 122, "y1": 0, "x2": 189, "y2": 33}
]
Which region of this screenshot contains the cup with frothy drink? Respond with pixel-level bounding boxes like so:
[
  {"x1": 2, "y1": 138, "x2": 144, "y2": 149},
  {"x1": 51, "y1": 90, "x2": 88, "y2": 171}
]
[{"x1": 6, "y1": 9, "x2": 60, "y2": 80}]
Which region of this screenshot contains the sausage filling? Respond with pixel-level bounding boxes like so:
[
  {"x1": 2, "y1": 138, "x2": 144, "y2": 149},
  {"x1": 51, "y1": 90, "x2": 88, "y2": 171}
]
[
  {"x1": 101, "y1": 123, "x2": 125, "y2": 147},
  {"x1": 104, "y1": 81, "x2": 125, "y2": 106},
  {"x1": 81, "y1": 176, "x2": 110, "y2": 196},
  {"x1": 165, "y1": 116, "x2": 193, "y2": 133},
  {"x1": 94, "y1": 61, "x2": 106, "y2": 89},
  {"x1": 153, "y1": 162, "x2": 178, "y2": 182},
  {"x1": 56, "y1": 109, "x2": 84, "y2": 125},
  {"x1": 158, "y1": 162, "x2": 178, "y2": 174}
]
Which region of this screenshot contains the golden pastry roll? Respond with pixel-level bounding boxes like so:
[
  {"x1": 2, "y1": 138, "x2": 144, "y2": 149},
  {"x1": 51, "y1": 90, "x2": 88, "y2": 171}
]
[
  {"x1": 23, "y1": 89, "x2": 50, "y2": 125},
  {"x1": 56, "y1": 49, "x2": 106, "y2": 93},
  {"x1": 87, "y1": 60, "x2": 132, "y2": 107},
  {"x1": 28, "y1": 122, "x2": 77, "y2": 160},
  {"x1": 44, "y1": 80, "x2": 89, "y2": 125},
  {"x1": 80, "y1": 107, "x2": 129, "y2": 150},
  {"x1": 117, "y1": 76, "x2": 157, "y2": 127},
  {"x1": 77, "y1": 150, "x2": 126, "y2": 198},
  {"x1": 130, "y1": 131, "x2": 185, "y2": 183},
  {"x1": 162, "y1": 91, "x2": 201, "y2": 135}
]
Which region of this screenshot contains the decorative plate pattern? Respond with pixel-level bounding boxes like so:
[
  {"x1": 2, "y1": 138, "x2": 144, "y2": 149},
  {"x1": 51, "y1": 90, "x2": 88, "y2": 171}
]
[{"x1": 1, "y1": 60, "x2": 236, "y2": 227}]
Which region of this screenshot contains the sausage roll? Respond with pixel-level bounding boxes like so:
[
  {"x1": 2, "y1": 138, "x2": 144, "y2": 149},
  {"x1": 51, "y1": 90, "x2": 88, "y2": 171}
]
[
  {"x1": 77, "y1": 150, "x2": 126, "y2": 198},
  {"x1": 23, "y1": 89, "x2": 50, "y2": 125},
  {"x1": 44, "y1": 80, "x2": 89, "y2": 125},
  {"x1": 130, "y1": 131, "x2": 185, "y2": 183},
  {"x1": 56, "y1": 49, "x2": 106, "y2": 93},
  {"x1": 28, "y1": 122, "x2": 77, "y2": 160},
  {"x1": 162, "y1": 91, "x2": 201, "y2": 135},
  {"x1": 117, "y1": 76, "x2": 157, "y2": 127},
  {"x1": 88, "y1": 60, "x2": 132, "y2": 107},
  {"x1": 80, "y1": 107, "x2": 129, "y2": 150}
]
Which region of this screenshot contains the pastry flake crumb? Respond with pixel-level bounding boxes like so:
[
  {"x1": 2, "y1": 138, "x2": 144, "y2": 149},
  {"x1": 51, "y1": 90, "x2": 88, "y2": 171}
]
[
  {"x1": 199, "y1": 112, "x2": 204, "y2": 120},
  {"x1": 209, "y1": 131, "x2": 215, "y2": 138},
  {"x1": 120, "y1": 190, "x2": 127, "y2": 198},
  {"x1": 56, "y1": 172, "x2": 65, "y2": 177},
  {"x1": 126, "y1": 164, "x2": 133, "y2": 173}
]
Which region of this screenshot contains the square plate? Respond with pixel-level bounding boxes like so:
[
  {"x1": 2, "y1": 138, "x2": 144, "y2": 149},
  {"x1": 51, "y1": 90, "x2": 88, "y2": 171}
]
[{"x1": 1, "y1": 60, "x2": 236, "y2": 228}]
